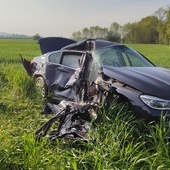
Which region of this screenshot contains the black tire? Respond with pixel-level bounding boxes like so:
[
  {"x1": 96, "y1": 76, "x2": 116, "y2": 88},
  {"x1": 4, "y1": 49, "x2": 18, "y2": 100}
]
[{"x1": 35, "y1": 76, "x2": 48, "y2": 98}]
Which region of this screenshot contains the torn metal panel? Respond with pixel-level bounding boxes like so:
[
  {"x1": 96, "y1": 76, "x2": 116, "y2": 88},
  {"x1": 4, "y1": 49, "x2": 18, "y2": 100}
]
[{"x1": 35, "y1": 101, "x2": 98, "y2": 141}]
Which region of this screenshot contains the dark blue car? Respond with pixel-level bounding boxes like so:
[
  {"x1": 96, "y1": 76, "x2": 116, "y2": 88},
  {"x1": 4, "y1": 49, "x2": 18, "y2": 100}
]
[{"x1": 22, "y1": 37, "x2": 170, "y2": 122}]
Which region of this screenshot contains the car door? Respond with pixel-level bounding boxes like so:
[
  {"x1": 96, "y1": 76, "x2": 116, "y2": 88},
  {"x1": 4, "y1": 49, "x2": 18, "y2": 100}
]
[{"x1": 45, "y1": 51, "x2": 90, "y2": 101}]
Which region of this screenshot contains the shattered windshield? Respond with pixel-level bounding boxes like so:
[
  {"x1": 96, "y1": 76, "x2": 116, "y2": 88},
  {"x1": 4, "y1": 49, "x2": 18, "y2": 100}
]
[{"x1": 93, "y1": 45, "x2": 154, "y2": 68}]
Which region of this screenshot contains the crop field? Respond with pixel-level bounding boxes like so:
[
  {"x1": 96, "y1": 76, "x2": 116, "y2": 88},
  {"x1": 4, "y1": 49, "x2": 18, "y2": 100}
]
[{"x1": 0, "y1": 39, "x2": 170, "y2": 169}]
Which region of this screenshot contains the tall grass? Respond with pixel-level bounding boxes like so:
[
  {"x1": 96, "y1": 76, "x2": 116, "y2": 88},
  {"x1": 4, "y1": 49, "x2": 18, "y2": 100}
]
[{"x1": 0, "y1": 39, "x2": 170, "y2": 169}]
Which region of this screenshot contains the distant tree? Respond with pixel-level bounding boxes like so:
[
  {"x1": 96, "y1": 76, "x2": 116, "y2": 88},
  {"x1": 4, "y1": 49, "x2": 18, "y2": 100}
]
[
  {"x1": 110, "y1": 22, "x2": 121, "y2": 34},
  {"x1": 139, "y1": 16, "x2": 159, "y2": 43},
  {"x1": 106, "y1": 31, "x2": 121, "y2": 42},
  {"x1": 89, "y1": 26, "x2": 102, "y2": 38},
  {"x1": 166, "y1": 7, "x2": 170, "y2": 22},
  {"x1": 71, "y1": 31, "x2": 83, "y2": 41},
  {"x1": 122, "y1": 16, "x2": 159, "y2": 44},
  {"x1": 154, "y1": 7, "x2": 168, "y2": 21},
  {"x1": 121, "y1": 23, "x2": 134, "y2": 42},
  {"x1": 70, "y1": 5, "x2": 170, "y2": 44},
  {"x1": 101, "y1": 27, "x2": 109, "y2": 39},
  {"x1": 166, "y1": 23, "x2": 170, "y2": 44},
  {"x1": 122, "y1": 23, "x2": 138, "y2": 43},
  {"x1": 33, "y1": 33, "x2": 42, "y2": 40},
  {"x1": 108, "y1": 22, "x2": 121, "y2": 42},
  {"x1": 157, "y1": 22, "x2": 167, "y2": 44},
  {"x1": 72, "y1": 26, "x2": 109, "y2": 41},
  {"x1": 82, "y1": 27, "x2": 90, "y2": 39},
  {"x1": 88, "y1": 26, "x2": 109, "y2": 39},
  {"x1": 156, "y1": 7, "x2": 170, "y2": 44}
]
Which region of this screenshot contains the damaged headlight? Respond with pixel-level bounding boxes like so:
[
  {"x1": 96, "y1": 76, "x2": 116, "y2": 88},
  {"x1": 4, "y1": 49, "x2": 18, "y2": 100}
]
[{"x1": 140, "y1": 95, "x2": 170, "y2": 110}]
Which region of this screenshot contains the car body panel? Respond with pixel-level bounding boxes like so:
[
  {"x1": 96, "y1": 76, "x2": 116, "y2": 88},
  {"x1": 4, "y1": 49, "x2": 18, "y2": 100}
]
[
  {"x1": 111, "y1": 83, "x2": 169, "y2": 121},
  {"x1": 103, "y1": 66, "x2": 170, "y2": 99},
  {"x1": 38, "y1": 37, "x2": 76, "y2": 54},
  {"x1": 45, "y1": 63, "x2": 78, "y2": 101}
]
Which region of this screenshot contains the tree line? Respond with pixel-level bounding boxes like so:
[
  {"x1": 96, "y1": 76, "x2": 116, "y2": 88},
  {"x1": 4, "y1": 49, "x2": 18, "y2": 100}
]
[{"x1": 71, "y1": 6, "x2": 170, "y2": 44}]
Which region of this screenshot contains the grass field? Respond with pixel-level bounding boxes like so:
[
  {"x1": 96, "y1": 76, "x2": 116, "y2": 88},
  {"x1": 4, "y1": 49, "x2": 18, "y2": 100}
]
[{"x1": 0, "y1": 39, "x2": 170, "y2": 170}]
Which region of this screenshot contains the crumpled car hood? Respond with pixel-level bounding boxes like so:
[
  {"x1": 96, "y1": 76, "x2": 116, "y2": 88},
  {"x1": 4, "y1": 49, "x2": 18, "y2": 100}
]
[{"x1": 103, "y1": 66, "x2": 170, "y2": 99}]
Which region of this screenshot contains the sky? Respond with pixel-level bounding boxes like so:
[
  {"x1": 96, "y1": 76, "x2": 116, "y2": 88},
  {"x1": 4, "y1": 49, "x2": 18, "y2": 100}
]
[{"x1": 0, "y1": 0, "x2": 169, "y2": 38}]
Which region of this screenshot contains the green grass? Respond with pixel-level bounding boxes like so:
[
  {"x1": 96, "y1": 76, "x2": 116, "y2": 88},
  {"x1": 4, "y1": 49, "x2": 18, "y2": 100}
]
[{"x1": 0, "y1": 39, "x2": 170, "y2": 169}]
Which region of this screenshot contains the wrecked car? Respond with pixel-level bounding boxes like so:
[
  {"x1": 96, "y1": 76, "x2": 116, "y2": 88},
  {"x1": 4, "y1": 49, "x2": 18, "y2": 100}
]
[{"x1": 21, "y1": 37, "x2": 170, "y2": 123}]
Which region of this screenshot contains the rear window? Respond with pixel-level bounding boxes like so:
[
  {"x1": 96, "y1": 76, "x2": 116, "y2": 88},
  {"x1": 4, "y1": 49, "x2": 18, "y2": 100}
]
[
  {"x1": 49, "y1": 52, "x2": 61, "y2": 63},
  {"x1": 62, "y1": 54, "x2": 82, "y2": 69}
]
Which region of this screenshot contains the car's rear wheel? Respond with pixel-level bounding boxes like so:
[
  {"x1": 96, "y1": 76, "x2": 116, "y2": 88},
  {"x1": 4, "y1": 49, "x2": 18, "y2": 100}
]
[{"x1": 35, "y1": 76, "x2": 48, "y2": 98}]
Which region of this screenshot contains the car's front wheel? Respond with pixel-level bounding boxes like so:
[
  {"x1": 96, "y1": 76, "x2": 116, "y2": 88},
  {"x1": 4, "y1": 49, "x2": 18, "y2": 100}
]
[{"x1": 35, "y1": 76, "x2": 48, "y2": 98}]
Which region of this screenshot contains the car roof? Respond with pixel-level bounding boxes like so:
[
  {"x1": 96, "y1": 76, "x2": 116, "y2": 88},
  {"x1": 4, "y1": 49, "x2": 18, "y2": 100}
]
[{"x1": 62, "y1": 39, "x2": 121, "y2": 51}]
